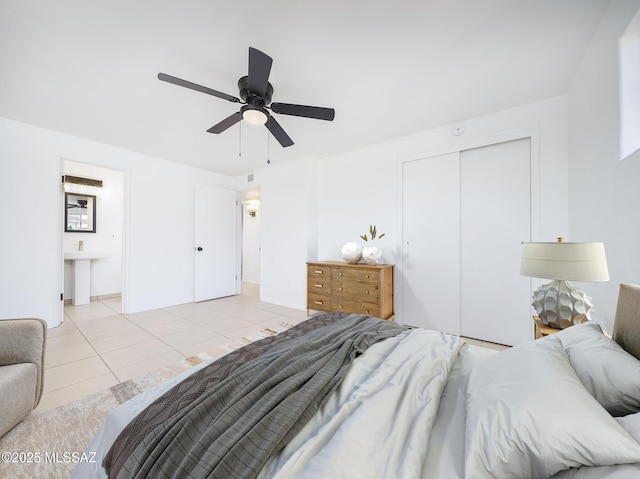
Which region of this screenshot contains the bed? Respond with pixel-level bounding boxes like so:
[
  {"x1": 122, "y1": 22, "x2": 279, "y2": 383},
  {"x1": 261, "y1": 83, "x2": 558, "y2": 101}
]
[{"x1": 73, "y1": 283, "x2": 640, "y2": 479}]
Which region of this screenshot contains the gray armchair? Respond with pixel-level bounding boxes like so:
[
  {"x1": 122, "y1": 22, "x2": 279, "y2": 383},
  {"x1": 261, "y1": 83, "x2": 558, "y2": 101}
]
[{"x1": 0, "y1": 318, "x2": 47, "y2": 438}]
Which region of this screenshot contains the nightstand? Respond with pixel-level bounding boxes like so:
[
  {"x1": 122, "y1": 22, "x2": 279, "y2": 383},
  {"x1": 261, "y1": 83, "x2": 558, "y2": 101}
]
[{"x1": 533, "y1": 317, "x2": 563, "y2": 339}]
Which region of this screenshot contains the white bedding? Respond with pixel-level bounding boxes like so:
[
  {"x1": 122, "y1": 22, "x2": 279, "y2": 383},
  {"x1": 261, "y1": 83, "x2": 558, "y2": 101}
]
[
  {"x1": 257, "y1": 329, "x2": 467, "y2": 479},
  {"x1": 74, "y1": 322, "x2": 640, "y2": 479}
]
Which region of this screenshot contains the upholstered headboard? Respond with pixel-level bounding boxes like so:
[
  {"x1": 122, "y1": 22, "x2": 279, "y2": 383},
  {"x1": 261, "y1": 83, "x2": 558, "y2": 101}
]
[{"x1": 612, "y1": 283, "x2": 640, "y2": 361}]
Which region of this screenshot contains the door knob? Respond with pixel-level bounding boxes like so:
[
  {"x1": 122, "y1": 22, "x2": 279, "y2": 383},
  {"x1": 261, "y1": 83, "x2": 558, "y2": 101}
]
[{"x1": 196, "y1": 246, "x2": 203, "y2": 252}]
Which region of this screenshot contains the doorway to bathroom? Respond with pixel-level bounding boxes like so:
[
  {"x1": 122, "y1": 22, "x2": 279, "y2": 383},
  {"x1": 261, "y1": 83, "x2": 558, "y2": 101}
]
[
  {"x1": 240, "y1": 188, "x2": 261, "y2": 294},
  {"x1": 61, "y1": 160, "x2": 125, "y2": 313}
]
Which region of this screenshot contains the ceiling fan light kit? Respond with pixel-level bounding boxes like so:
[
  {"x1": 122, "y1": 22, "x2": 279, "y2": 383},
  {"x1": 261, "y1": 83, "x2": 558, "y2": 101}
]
[
  {"x1": 158, "y1": 47, "x2": 335, "y2": 148},
  {"x1": 241, "y1": 105, "x2": 268, "y2": 126}
]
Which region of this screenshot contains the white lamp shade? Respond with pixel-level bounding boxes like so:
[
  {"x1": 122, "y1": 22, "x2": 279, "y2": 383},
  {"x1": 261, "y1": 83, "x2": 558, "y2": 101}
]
[{"x1": 520, "y1": 242, "x2": 609, "y2": 282}]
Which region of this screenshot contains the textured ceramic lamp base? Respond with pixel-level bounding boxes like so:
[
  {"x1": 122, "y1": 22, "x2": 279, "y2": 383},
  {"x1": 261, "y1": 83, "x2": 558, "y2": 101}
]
[{"x1": 532, "y1": 279, "x2": 594, "y2": 329}]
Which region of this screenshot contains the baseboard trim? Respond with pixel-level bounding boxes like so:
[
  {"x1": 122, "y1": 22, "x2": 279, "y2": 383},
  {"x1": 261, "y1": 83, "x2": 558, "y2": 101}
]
[{"x1": 63, "y1": 293, "x2": 121, "y2": 305}]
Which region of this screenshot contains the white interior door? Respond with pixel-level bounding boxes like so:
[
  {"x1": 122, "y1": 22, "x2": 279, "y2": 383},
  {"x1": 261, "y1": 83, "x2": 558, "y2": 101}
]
[
  {"x1": 460, "y1": 138, "x2": 531, "y2": 345},
  {"x1": 402, "y1": 152, "x2": 461, "y2": 334},
  {"x1": 195, "y1": 185, "x2": 238, "y2": 302}
]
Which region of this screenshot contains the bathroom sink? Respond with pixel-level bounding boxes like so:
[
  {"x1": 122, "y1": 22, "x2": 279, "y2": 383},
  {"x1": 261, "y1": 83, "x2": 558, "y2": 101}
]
[
  {"x1": 64, "y1": 251, "x2": 106, "y2": 261},
  {"x1": 64, "y1": 251, "x2": 107, "y2": 305}
]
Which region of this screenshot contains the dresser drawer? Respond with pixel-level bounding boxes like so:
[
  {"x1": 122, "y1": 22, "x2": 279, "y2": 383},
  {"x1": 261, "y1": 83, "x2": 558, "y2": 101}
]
[
  {"x1": 332, "y1": 281, "x2": 379, "y2": 302},
  {"x1": 332, "y1": 298, "x2": 379, "y2": 317},
  {"x1": 307, "y1": 293, "x2": 332, "y2": 312},
  {"x1": 332, "y1": 267, "x2": 379, "y2": 283},
  {"x1": 308, "y1": 276, "x2": 331, "y2": 293},
  {"x1": 308, "y1": 264, "x2": 332, "y2": 277}
]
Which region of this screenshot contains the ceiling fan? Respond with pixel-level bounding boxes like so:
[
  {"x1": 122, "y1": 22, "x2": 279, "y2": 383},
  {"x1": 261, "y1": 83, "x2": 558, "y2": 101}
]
[{"x1": 158, "y1": 47, "x2": 335, "y2": 148}]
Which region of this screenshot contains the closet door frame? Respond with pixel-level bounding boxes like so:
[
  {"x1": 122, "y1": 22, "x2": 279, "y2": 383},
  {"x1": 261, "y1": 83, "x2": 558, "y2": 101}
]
[{"x1": 396, "y1": 125, "x2": 540, "y2": 333}]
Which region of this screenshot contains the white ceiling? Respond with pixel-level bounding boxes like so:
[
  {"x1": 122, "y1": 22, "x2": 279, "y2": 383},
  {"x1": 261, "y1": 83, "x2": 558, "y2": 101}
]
[{"x1": 0, "y1": 0, "x2": 608, "y2": 177}]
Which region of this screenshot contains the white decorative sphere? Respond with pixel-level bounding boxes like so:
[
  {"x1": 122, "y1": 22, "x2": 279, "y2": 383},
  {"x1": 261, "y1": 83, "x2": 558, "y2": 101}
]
[
  {"x1": 362, "y1": 246, "x2": 382, "y2": 265},
  {"x1": 341, "y1": 242, "x2": 363, "y2": 264}
]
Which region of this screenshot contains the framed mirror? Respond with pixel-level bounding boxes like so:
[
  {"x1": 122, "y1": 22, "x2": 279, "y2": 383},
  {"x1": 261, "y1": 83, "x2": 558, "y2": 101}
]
[{"x1": 65, "y1": 193, "x2": 96, "y2": 233}]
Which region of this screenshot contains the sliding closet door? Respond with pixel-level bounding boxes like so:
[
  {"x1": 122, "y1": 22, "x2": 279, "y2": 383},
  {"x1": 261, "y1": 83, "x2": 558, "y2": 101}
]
[
  {"x1": 402, "y1": 138, "x2": 532, "y2": 345},
  {"x1": 459, "y1": 138, "x2": 531, "y2": 345},
  {"x1": 402, "y1": 152, "x2": 461, "y2": 335}
]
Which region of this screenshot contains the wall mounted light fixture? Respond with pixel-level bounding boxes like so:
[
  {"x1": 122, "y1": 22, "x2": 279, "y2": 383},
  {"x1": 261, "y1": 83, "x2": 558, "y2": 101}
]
[
  {"x1": 246, "y1": 199, "x2": 260, "y2": 217},
  {"x1": 62, "y1": 175, "x2": 103, "y2": 196}
]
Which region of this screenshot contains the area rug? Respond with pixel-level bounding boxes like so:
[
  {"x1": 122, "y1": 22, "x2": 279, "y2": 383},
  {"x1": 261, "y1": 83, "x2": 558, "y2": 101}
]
[{"x1": 0, "y1": 321, "x2": 295, "y2": 479}]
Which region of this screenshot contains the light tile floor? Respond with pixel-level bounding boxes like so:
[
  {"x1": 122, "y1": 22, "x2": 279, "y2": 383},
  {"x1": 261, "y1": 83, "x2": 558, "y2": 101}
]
[
  {"x1": 35, "y1": 283, "x2": 310, "y2": 414},
  {"x1": 36, "y1": 283, "x2": 508, "y2": 414}
]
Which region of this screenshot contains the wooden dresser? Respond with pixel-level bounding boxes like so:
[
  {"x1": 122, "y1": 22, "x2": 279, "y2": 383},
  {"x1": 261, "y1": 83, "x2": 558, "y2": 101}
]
[{"x1": 306, "y1": 261, "x2": 394, "y2": 320}]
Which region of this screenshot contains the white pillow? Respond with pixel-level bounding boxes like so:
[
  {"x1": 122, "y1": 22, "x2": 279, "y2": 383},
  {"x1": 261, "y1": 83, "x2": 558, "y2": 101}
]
[
  {"x1": 549, "y1": 322, "x2": 640, "y2": 416},
  {"x1": 549, "y1": 463, "x2": 640, "y2": 479},
  {"x1": 549, "y1": 412, "x2": 640, "y2": 478},
  {"x1": 617, "y1": 412, "x2": 640, "y2": 443},
  {"x1": 465, "y1": 337, "x2": 640, "y2": 479}
]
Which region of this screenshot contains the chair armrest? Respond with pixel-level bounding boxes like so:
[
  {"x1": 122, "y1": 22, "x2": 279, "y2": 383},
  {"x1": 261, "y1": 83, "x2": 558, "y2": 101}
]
[{"x1": 0, "y1": 318, "x2": 47, "y2": 405}]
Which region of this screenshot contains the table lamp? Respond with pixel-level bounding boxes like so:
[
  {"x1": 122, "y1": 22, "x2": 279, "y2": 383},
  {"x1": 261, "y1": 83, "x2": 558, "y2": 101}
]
[{"x1": 520, "y1": 238, "x2": 609, "y2": 329}]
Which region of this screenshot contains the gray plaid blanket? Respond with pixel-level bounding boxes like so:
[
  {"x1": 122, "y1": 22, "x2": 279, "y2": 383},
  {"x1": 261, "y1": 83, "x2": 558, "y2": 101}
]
[{"x1": 114, "y1": 314, "x2": 407, "y2": 479}]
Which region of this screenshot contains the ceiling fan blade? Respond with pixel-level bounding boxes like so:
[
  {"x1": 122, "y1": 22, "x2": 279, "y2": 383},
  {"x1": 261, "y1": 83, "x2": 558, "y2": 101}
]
[
  {"x1": 207, "y1": 111, "x2": 242, "y2": 134},
  {"x1": 265, "y1": 116, "x2": 294, "y2": 147},
  {"x1": 247, "y1": 47, "x2": 273, "y2": 97},
  {"x1": 270, "y1": 103, "x2": 335, "y2": 121},
  {"x1": 158, "y1": 73, "x2": 240, "y2": 103}
]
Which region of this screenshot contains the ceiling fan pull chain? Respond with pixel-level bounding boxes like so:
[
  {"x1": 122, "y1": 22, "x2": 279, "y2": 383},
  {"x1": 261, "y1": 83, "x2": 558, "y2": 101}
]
[
  {"x1": 267, "y1": 118, "x2": 271, "y2": 165},
  {"x1": 238, "y1": 120, "x2": 242, "y2": 157}
]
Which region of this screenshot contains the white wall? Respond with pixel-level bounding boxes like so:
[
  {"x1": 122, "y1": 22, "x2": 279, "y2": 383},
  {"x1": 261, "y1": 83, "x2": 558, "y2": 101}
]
[
  {"x1": 317, "y1": 96, "x2": 570, "y2": 264},
  {"x1": 63, "y1": 160, "x2": 123, "y2": 300},
  {"x1": 317, "y1": 96, "x2": 569, "y2": 323},
  {"x1": 235, "y1": 157, "x2": 318, "y2": 310},
  {"x1": 0, "y1": 117, "x2": 234, "y2": 327},
  {"x1": 1, "y1": 119, "x2": 63, "y2": 327},
  {"x1": 238, "y1": 97, "x2": 569, "y2": 317},
  {"x1": 568, "y1": 0, "x2": 640, "y2": 333},
  {"x1": 0, "y1": 93, "x2": 579, "y2": 327}
]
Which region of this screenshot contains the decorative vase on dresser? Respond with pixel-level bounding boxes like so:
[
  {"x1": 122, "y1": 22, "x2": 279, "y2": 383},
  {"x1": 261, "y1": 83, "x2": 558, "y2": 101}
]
[
  {"x1": 306, "y1": 261, "x2": 394, "y2": 320},
  {"x1": 340, "y1": 242, "x2": 363, "y2": 264},
  {"x1": 361, "y1": 246, "x2": 382, "y2": 265}
]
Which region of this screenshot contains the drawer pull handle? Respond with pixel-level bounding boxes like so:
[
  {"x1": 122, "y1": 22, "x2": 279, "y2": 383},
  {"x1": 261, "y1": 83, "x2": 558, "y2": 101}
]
[
  {"x1": 365, "y1": 290, "x2": 370, "y2": 294},
  {"x1": 365, "y1": 274, "x2": 370, "y2": 279},
  {"x1": 314, "y1": 270, "x2": 324, "y2": 274},
  {"x1": 315, "y1": 284, "x2": 323, "y2": 288},
  {"x1": 314, "y1": 300, "x2": 324, "y2": 305},
  {"x1": 338, "y1": 305, "x2": 343, "y2": 309},
  {"x1": 339, "y1": 272, "x2": 343, "y2": 277},
  {"x1": 338, "y1": 287, "x2": 343, "y2": 291},
  {"x1": 365, "y1": 309, "x2": 370, "y2": 314}
]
